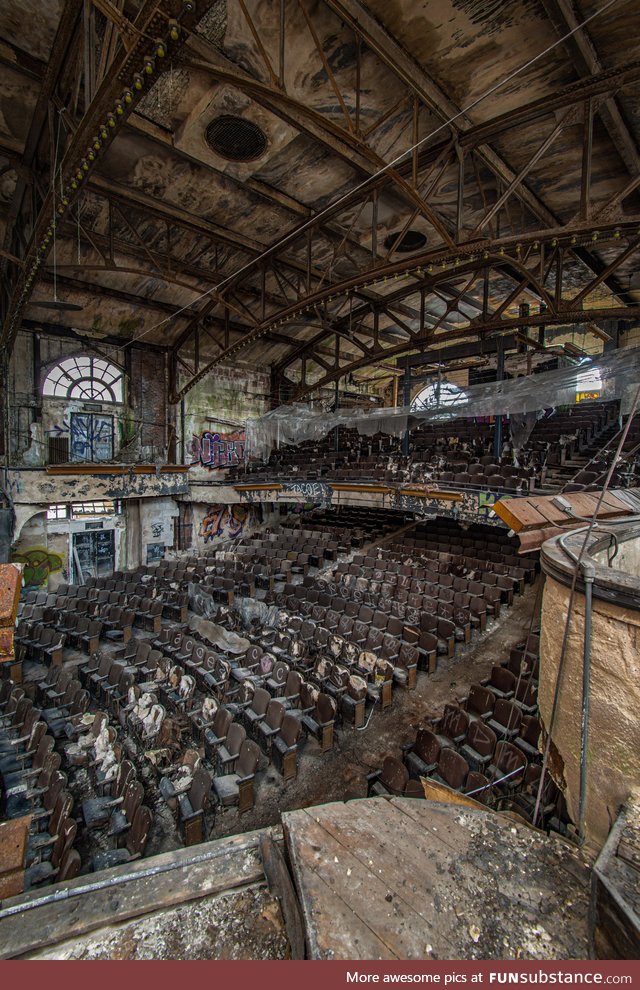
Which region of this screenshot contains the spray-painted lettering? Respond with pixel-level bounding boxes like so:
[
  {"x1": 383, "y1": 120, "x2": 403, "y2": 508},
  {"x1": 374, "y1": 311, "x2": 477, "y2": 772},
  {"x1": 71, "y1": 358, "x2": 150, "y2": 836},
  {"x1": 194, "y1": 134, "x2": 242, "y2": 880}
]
[{"x1": 191, "y1": 431, "x2": 245, "y2": 470}]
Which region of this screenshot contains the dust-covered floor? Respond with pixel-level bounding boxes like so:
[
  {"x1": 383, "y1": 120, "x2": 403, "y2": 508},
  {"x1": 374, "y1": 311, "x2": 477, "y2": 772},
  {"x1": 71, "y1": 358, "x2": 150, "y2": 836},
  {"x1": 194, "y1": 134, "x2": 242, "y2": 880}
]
[{"x1": 25, "y1": 884, "x2": 289, "y2": 960}]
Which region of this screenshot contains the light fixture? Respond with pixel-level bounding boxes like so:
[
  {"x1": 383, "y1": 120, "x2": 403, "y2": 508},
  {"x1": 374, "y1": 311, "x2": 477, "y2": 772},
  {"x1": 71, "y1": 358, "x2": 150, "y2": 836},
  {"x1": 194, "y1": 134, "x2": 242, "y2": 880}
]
[
  {"x1": 169, "y1": 19, "x2": 180, "y2": 41},
  {"x1": 133, "y1": 73, "x2": 144, "y2": 91},
  {"x1": 155, "y1": 39, "x2": 166, "y2": 58},
  {"x1": 144, "y1": 55, "x2": 155, "y2": 75}
]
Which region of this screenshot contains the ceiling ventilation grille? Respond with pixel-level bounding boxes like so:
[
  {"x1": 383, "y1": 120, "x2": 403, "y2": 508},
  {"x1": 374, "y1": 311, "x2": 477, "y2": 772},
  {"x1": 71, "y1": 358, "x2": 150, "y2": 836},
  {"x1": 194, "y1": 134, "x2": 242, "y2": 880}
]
[{"x1": 205, "y1": 115, "x2": 267, "y2": 161}]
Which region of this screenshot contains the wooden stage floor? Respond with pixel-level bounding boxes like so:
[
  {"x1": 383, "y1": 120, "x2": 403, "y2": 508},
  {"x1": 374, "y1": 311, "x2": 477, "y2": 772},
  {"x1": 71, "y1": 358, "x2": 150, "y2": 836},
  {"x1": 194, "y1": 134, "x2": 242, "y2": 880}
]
[{"x1": 283, "y1": 797, "x2": 591, "y2": 960}]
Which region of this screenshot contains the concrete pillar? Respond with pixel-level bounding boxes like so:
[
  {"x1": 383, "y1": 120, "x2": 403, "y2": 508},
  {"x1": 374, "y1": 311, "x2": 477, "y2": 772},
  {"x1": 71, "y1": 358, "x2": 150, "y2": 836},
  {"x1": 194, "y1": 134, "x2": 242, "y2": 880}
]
[{"x1": 124, "y1": 499, "x2": 141, "y2": 572}]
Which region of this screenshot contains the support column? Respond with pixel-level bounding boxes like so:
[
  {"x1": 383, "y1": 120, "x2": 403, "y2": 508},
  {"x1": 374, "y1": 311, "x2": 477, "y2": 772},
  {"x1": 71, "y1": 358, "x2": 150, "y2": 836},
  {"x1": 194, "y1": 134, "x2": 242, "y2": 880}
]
[
  {"x1": 493, "y1": 341, "x2": 505, "y2": 459},
  {"x1": 402, "y1": 367, "x2": 411, "y2": 456}
]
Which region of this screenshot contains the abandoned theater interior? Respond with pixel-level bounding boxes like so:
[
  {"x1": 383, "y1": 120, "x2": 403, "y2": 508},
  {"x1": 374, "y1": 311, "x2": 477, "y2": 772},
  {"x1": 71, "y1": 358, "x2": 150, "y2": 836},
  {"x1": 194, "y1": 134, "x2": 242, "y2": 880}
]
[{"x1": 0, "y1": 0, "x2": 639, "y2": 963}]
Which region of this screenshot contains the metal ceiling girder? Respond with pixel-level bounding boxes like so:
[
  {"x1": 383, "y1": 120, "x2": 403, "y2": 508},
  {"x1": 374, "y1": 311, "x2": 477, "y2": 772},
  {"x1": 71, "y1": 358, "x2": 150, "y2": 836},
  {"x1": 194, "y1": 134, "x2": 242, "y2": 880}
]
[
  {"x1": 168, "y1": 19, "x2": 640, "y2": 391},
  {"x1": 0, "y1": 0, "x2": 205, "y2": 357},
  {"x1": 169, "y1": 216, "x2": 640, "y2": 401},
  {"x1": 291, "y1": 301, "x2": 640, "y2": 402},
  {"x1": 540, "y1": 0, "x2": 640, "y2": 178},
  {"x1": 35, "y1": 34, "x2": 639, "y2": 357},
  {"x1": 322, "y1": 0, "x2": 635, "y2": 300},
  {"x1": 185, "y1": 36, "x2": 457, "y2": 249},
  {"x1": 1, "y1": 1, "x2": 84, "y2": 278}
]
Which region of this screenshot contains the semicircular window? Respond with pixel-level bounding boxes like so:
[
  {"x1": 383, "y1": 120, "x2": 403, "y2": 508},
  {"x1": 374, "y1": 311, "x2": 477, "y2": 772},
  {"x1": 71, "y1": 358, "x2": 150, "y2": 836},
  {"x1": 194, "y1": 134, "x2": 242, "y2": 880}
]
[
  {"x1": 411, "y1": 380, "x2": 466, "y2": 411},
  {"x1": 205, "y1": 115, "x2": 267, "y2": 161},
  {"x1": 43, "y1": 356, "x2": 124, "y2": 403}
]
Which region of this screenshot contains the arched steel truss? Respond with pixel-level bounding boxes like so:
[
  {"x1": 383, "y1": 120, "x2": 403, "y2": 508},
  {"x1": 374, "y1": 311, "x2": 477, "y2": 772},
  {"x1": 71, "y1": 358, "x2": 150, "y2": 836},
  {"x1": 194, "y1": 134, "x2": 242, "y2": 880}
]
[{"x1": 2, "y1": 0, "x2": 640, "y2": 410}]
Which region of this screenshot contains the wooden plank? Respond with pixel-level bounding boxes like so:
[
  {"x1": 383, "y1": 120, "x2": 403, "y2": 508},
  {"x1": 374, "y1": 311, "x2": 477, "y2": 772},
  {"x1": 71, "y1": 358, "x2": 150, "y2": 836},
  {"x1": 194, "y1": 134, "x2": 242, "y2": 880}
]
[
  {"x1": 495, "y1": 498, "x2": 550, "y2": 532},
  {"x1": 285, "y1": 840, "x2": 398, "y2": 959},
  {"x1": 528, "y1": 497, "x2": 569, "y2": 526},
  {"x1": 284, "y1": 799, "x2": 591, "y2": 960},
  {"x1": 306, "y1": 800, "x2": 462, "y2": 953},
  {"x1": 0, "y1": 827, "x2": 279, "y2": 959},
  {"x1": 284, "y1": 807, "x2": 430, "y2": 959},
  {"x1": 260, "y1": 833, "x2": 306, "y2": 960}
]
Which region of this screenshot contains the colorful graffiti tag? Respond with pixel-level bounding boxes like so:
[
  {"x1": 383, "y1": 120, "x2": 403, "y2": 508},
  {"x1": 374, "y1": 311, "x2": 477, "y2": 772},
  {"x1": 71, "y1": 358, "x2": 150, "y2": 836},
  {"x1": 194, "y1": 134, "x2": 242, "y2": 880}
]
[
  {"x1": 199, "y1": 505, "x2": 249, "y2": 544},
  {"x1": 12, "y1": 547, "x2": 64, "y2": 587},
  {"x1": 191, "y1": 431, "x2": 245, "y2": 470}
]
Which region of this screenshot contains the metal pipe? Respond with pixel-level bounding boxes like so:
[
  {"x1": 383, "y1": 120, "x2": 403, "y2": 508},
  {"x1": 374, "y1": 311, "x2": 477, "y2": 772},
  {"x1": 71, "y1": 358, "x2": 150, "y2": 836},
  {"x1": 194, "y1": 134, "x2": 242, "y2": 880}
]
[
  {"x1": 0, "y1": 834, "x2": 266, "y2": 920},
  {"x1": 578, "y1": 559, "x2": 595, "y2": 843}
]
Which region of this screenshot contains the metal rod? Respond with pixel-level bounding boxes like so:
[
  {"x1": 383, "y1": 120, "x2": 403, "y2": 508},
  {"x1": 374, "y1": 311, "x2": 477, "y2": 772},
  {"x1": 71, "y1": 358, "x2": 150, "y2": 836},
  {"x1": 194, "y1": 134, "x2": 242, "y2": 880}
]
[{"x1": 579, "y1": 562, "x2": 594, "y2": 841}]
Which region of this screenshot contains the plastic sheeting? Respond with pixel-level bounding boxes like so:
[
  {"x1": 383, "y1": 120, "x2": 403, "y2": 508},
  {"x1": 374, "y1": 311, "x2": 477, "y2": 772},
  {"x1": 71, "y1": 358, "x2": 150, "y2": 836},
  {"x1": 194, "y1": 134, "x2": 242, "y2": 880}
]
[
  {"x1": 235, "y1": 596, "x2": 283, "y2": 630},
  {"x1": 187, "y1": 612, "x2": 250, "y2": 654},
  {"x1": 509, "y1": 410, "x2": 542, "y2": 457},
  {"x1": 246, "y1": 347, "x2": 640, "y2": 461}
]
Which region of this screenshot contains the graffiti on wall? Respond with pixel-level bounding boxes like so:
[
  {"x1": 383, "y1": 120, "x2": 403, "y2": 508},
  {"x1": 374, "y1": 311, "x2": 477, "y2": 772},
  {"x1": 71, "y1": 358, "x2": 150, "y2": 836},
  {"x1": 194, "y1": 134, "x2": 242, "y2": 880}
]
[
  {"x1": 281, "y1": 480, "x2": 333, "y2": 506},
  {"x1": 388, "y1": 488, "x2": 511, "y2": 527},
  {"x1": 199, "y1": 505, "x2": 249, "y2": 544},
  {"x1": 191, "y1": 431, "x2": 245, "y2": 470},
  {"x1": 477, "y1": 490, "x2": 512, "y2": 521},
  {"x1": 11, "y1": 547, "x2": 64, "y2": 587},
  {"x1": 70, "y1": 413, "x2": 114, "y2": 461}
]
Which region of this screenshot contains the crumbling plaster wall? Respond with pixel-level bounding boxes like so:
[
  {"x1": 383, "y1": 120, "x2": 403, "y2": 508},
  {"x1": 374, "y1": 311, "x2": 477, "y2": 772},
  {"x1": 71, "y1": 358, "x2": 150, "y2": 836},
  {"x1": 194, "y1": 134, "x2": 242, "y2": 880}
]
[
  {"x1": 189, "y1": 501, "x2": 279, "y2": 550},
  {"x1": 7, "y1": 331, "x2": 171, "y2": 467},
  {"x1": 539, "y1": 574, "x2": 640, "y2": 851},
  {"x1": 140, "y1": 497, "x2": 179, "y2": 564},
  {"x1": 183, "y1": 364, "x2": 270, "y2": 480},
  {"x1": 10, "y1": 508, "x2": 126, "y2": 590}
]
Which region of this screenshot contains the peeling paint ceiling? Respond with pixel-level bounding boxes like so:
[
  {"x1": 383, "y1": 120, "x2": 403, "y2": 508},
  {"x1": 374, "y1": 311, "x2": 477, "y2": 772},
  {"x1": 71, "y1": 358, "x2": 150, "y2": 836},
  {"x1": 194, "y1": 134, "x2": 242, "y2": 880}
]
[{"x1": 0, "y1": 0, "x2": 639, "y2": 397}]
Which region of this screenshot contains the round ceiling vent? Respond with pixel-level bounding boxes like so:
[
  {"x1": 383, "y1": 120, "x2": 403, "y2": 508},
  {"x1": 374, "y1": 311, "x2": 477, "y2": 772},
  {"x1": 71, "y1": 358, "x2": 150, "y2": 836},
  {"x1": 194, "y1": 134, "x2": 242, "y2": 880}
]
[
  {"x1": 383, "y1": 230, "x2": 427, "y2": 253},
  {"x1": 205, "y1": 115, "x2": 267, "y2": 162}
]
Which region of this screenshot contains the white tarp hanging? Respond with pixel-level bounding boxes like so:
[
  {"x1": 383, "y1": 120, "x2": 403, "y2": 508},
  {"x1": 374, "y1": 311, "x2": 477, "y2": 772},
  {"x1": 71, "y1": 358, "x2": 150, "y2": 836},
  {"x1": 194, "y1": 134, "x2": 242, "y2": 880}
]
[{"x1": 246, "y1": 347, "x2": 640, "y2": 461}]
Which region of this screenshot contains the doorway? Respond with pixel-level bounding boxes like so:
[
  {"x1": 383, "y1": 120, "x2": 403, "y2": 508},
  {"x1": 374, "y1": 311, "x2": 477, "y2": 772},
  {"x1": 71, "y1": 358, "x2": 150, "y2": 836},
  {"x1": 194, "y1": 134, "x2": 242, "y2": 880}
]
[{"x1": 72, "y1": 529, "x2": 115, "y2": 583}]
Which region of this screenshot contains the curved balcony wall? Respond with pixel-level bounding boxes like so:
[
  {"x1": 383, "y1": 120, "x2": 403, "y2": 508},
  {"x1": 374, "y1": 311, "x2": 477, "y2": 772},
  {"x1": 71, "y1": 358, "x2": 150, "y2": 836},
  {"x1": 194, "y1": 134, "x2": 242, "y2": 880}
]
[{"x1": 540, "y1": 520, "x2": 640, "y2": 850}]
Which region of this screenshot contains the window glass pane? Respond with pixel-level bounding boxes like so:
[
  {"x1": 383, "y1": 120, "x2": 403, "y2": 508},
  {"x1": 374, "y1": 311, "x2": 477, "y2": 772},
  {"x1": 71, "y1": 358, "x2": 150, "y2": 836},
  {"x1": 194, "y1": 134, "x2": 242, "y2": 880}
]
[{"x1": 43, "y1": 356, "x2": 124, "y2": 403}]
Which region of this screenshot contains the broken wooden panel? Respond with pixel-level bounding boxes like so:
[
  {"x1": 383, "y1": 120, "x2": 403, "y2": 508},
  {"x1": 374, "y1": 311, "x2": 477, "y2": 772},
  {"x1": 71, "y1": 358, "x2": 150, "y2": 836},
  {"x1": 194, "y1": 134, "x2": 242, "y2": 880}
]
[
  {"x1": 0, "y1": 563, "x2": 22, "y2": 667},
  {"x1": 493, "y1": 488, "x2": 638, "y2": 552}
]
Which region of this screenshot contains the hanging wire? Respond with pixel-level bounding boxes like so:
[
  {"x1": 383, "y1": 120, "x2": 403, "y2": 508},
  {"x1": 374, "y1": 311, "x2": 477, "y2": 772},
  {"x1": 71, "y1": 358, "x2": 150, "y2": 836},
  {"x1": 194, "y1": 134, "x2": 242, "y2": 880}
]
[{"x1": 123, "y1": 0, "x2": 621, "y2": 349}]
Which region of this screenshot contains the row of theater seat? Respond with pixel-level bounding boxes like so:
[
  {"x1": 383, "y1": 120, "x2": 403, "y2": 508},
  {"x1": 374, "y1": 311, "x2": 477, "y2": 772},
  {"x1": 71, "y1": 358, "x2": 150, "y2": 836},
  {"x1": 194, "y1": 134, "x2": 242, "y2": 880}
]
[{"x1": 224, "y1": 402, "x2": 623, "y2": 494}]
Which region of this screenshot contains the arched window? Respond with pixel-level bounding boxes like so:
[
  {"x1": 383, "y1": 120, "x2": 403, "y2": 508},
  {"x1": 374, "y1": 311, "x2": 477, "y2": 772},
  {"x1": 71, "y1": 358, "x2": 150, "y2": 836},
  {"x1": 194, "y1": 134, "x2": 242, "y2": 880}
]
[
  {"x1": 411, "y1": 380, "x2": 466, "y2": 411},
  {"x1": 43, "y1": 356, "x2": 124, "y2": 403}
]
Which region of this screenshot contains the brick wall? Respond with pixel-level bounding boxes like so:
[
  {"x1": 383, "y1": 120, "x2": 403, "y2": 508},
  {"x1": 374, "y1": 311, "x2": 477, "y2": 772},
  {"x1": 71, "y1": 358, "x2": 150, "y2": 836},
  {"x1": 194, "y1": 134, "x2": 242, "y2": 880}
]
[{"x1": 129, "y1": 347, "x2": 167, "y2": 457}]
